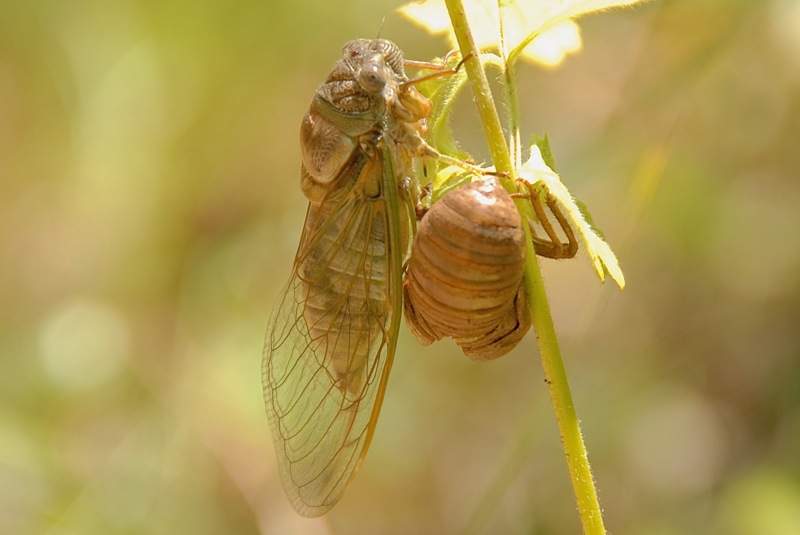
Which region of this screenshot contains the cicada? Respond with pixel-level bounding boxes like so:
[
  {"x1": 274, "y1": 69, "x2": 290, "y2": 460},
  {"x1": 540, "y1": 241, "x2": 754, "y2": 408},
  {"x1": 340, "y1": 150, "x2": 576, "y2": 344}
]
[
  {"x1": 403, "y1": 177, "x2": 578, "y2": 360},
  {"x1": 262, "y1": 39, "x2": 448, "y2": 517}
]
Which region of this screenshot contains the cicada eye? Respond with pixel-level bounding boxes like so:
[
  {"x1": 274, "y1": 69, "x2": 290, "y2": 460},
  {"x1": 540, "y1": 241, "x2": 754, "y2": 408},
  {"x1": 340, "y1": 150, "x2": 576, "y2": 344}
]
[{"x1": 358, "y1": 61, "x2": 387, "y2": 93}]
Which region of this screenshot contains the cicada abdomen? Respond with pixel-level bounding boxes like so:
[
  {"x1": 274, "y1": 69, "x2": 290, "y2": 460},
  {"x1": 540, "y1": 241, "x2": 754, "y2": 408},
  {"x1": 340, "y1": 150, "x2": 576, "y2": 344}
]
[{"x1": 403, "y1": 177, "x2": 531, "y2": 360}]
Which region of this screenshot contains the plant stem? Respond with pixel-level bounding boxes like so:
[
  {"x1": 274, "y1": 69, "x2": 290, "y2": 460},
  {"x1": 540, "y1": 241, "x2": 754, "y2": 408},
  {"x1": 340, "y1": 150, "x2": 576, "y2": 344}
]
[
  {"x1": 443, "y1": 1, "x2": 606, "y2": 533},
  {"x1": 444, "y1": 0, "x2": 513, "y2": 176},
  {"x1": 521, "y1": 231, "x2": 606, "y2": 535},
  {"x1": 505, "y1": 62, "x2": 523, "y2": 169},
  {"x1": 496, "y1": 1, "x2": 522, "y2": 170}
]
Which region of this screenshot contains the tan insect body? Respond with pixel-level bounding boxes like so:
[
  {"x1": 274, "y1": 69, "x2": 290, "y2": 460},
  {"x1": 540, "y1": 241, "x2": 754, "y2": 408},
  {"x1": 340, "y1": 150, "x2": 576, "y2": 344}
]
[
  {"x1": 263, "y1": 38, "x2": 431, "y2": 517},
  {"x1": 403, "y1": 178, "x2": 532, "y2": 360}
]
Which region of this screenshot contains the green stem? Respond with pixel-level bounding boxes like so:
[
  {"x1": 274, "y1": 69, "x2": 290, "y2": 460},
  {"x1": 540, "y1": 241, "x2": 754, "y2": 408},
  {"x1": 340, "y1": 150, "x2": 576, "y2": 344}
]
[
  {"x1": 521, "y1": 226, "x2": 606, "y2": 535},
  {"x1": 505, "y1": 62, "x2": 522, "y2": 169},
  {"x1": 444, "y1": 0, "x2": 513, "y2": 176},
  {"x1": 496, "y1": 0, "x2": 522, "y2": 169},
  {"x1": 443, "y1": 1, "x2": 606, "y2": 534}
]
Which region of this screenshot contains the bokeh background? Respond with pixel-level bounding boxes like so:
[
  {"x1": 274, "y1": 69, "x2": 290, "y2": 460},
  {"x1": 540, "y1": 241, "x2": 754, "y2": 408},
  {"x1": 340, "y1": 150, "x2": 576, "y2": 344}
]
[{"x1": 2, "y1": 0, "x2": 799, "y2": 533}]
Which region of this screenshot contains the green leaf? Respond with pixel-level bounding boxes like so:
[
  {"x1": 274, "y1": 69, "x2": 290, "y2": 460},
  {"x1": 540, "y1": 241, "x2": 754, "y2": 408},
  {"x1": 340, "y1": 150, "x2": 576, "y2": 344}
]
[
  {"x1": 519, "y1": 144, "x2": 625, "y2": 289},
  {"x1": 399, "y1": 0, "x2": 650, "y2": 67},
  {"x1": 414, "y1": 57, "x2": 472, "y2": 161},
  {"x1": 431, "y1": 165, "x2": 477, "y2": 203},
  {"x1": 574, "y1": 199, "x2": 605, "y2": 240},
  {"x1": 530, "y1": 133, "x2": 557, "y2": 172}
]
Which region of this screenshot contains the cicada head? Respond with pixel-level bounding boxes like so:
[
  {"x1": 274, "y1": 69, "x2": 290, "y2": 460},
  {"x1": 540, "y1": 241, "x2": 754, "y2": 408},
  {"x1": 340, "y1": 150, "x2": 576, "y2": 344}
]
[
  {"x1": 299, "y1": 39, "x2": 432, "y2": 201},
  {"x1": 343, "y1": 38, "x2": 406, "y2": 78}
]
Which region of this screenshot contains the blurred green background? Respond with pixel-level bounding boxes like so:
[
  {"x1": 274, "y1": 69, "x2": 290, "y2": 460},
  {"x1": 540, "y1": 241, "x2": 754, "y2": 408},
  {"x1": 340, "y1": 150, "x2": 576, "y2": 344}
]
[{"x1": 2, "y1": 0, "x2": 800, "y2": 533}]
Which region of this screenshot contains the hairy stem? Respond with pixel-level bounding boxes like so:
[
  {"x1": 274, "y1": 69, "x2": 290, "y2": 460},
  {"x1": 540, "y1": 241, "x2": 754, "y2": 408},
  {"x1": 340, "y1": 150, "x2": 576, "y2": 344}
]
[
  {"x1": 444, "y1": 0, "x2": 513, "y2": 176},
  {"x1": 443, "y1": 1, "x2": 606, "y2": 533}
]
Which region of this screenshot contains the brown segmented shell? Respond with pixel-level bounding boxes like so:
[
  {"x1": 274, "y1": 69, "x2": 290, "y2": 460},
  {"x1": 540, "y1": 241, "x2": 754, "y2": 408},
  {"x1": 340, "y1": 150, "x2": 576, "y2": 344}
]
[{"x1": 403, "y1": 177, "x2": 531, "y2": 360}]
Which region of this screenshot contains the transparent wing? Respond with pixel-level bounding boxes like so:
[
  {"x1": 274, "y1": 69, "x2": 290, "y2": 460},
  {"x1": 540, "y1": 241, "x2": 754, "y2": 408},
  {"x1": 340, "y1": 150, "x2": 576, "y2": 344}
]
[{"x1": 263, "y1": 155, "x2": 403, "y2": 517}]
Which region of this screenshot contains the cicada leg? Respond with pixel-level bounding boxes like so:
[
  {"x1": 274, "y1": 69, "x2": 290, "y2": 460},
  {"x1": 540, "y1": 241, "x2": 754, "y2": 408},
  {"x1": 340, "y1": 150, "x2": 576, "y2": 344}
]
[
  {"x1": 515, "y1": 185, "x2": 578, "y2": 259},
  {"x1": 402, "y1": 51, "x2": 505, "y2": 188},
  {"x1": 416, "y1": 142, "x2": 499, "y2": 176},
  {"x1": 414, "y1": 182, "x2": 433, "y2": 221},
  {"x1": 394, "y1": 52, "x2": 473, "y2": 127},
  {"x1": 402, "y1": 50, "x2": 470, "y2": 79}
]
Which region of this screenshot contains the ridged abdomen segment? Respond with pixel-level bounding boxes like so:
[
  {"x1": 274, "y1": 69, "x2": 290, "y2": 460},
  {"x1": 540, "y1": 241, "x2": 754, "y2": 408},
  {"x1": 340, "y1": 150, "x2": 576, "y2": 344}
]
[{"x1": 403, "y1": 178, "x2": 530, "y2": 360}]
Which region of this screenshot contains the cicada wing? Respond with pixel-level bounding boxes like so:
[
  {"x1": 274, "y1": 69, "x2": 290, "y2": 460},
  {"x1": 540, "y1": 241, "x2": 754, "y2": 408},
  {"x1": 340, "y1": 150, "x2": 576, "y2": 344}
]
[{"x1": 263, "y1": 159, "x2": 404, "y2": 517}]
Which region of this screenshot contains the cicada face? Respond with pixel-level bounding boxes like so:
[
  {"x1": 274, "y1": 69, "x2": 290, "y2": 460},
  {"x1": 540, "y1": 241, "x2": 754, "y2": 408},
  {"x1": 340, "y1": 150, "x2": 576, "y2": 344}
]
[
  {"x1": 403, "y1": 178, "x2": 532, "y2": 360},
  {"x1": 262, "y1": 39, "x2": 431, "y2": 517}
]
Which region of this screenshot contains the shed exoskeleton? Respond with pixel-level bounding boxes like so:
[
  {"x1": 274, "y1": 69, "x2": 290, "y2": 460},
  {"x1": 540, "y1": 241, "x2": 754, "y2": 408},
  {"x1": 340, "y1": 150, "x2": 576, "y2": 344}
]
[{"x1": 403, "y1": 177, "x2": 578, "y2": 360}]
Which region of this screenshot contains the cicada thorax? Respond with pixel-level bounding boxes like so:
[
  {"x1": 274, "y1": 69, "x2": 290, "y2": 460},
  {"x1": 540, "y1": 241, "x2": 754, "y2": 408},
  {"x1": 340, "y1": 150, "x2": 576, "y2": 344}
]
[
  {"x1": 403, "y1": 178, "x2": 531, "y2": 361},
  {"x1": 299, "y1": 39, "x2": 427, "y2": 195}
]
